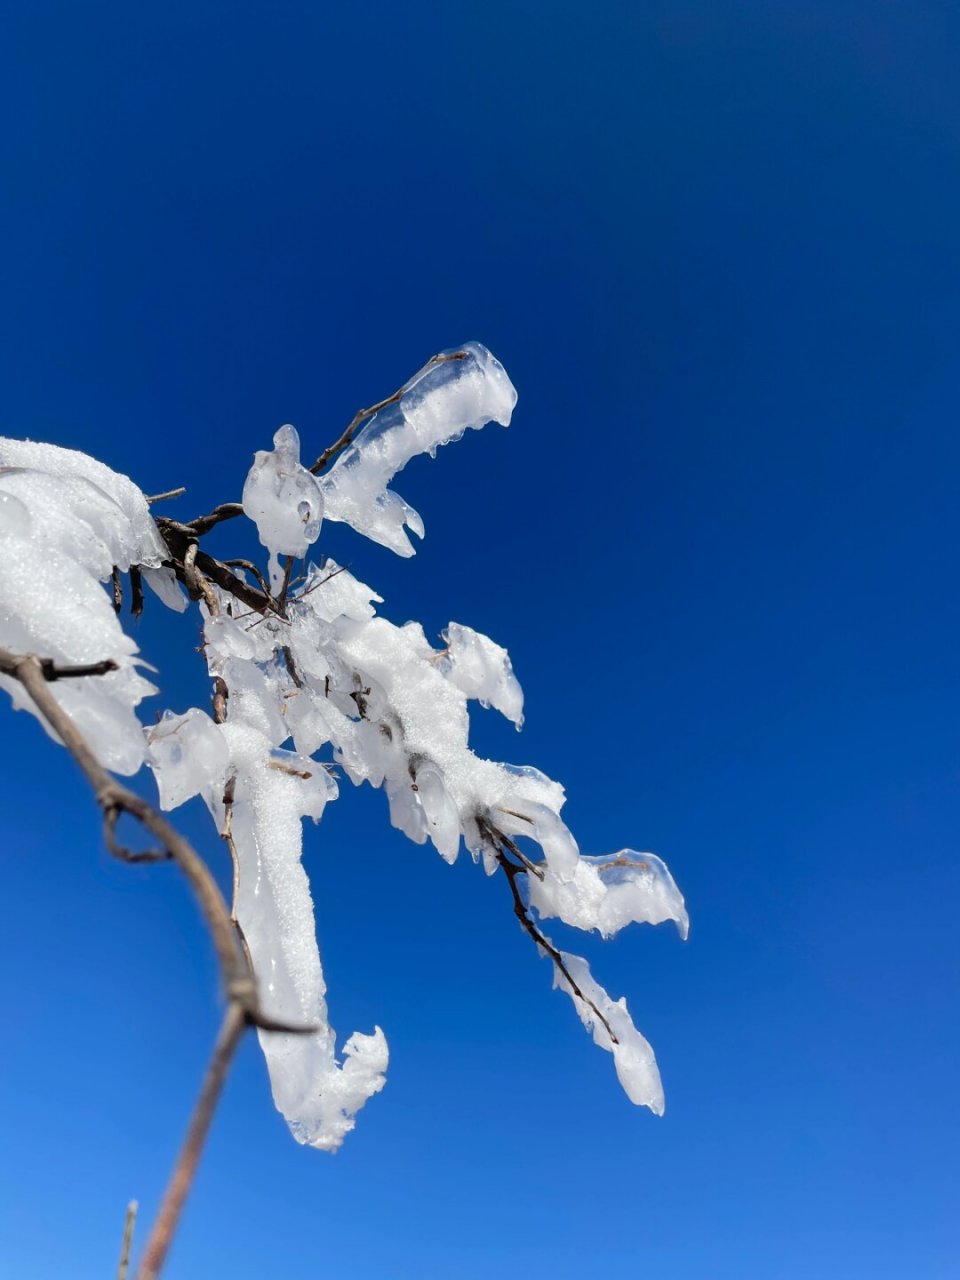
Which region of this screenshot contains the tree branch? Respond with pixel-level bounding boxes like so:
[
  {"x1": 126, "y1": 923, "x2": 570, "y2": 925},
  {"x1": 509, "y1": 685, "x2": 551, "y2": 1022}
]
[
  {"x1": 155, "y1": 519, "x2": 275, "y2": 617},
  {"x1": 0, "y1": 653, "x2": 120, "y2": 682},
  {"x1": 180, "y1": 501, "x2": 245, "y2": 536},
  {"x1": 308, "y1": 349, "x2": 467, "y2": 475},
  {"x1": 480, "y1": 818, "x2": 620, "y2": 1047}
]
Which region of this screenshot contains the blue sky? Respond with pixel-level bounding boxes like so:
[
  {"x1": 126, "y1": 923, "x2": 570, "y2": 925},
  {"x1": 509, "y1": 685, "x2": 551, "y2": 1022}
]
[{"x1": 1, "y1": 2, "x2": 959, "y2": 1276}]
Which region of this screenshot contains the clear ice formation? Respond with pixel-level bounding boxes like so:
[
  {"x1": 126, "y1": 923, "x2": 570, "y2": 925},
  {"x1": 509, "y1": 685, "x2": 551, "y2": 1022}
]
[
  {"x1": 319, "y1": 342, "x2": 517, "y2": 556},
  {"x1": 242, "y1": 424, "x2": 325, "y2": 592},
  {"x1": 0, "y1": 342, "x2": 687, "y2": 1149}
]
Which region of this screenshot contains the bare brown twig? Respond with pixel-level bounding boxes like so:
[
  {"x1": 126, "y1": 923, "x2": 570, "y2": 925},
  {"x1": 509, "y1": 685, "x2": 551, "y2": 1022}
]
[
  {"x1": 116, "y1": 1199, "x2": 138, "y2": 1280},
  {"x1": 155, "y1": 519, "x2": 274, "y2": 617},
  {"x1": 136, "y1": 1004, "x2": 247, "y2": 1280},
  {"x1": 182, "y1": 501, "x2": 245, "y2": 536},
  {"x1": 182, "y1": 542, "x2": 220, "y2": 616},
  {"x1": 145, "y1": 487, "x2": 186, "y2": 505},
  {"x1": 223, "y1": 558, "x2": 273, "y2": 601},
  {"x1": 129, "y1": 565, "x2": 145, "y2": 617}
]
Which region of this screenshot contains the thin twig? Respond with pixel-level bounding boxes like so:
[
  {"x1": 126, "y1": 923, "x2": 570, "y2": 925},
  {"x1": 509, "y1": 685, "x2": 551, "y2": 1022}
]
[
  {"x1": 116, "y1": 1199, "x2": 138, "y2": 1280},
  {"x1": 135, "y1": 1004, "x2": 246, "y2": 1280},
  {"x1": 278, "y1": 554, "x2": 295, "y2": 609},
  {"x1": 308, "y1": 350, "x2": 467, "y2": 475},
  {"x1": 220, "y1": 776, "x2": 239, "y2": 914},
  {"x1": 220, "y1": 774, "x2": 255, "y2": 979},
  {"x1": 297, "y1": 563, "x2": 348, "y2": 600},
  {"x1": 145, "y1": 488, "x2": 186, "y2": 505},
  {"x1": 281, "y1": 644, "x2": 304, "y2": 688},
  {"x1": 38, "y1": 657, "x2": 119, "y2": 681},
  {"x1": 111, "y1": 567, "x2": 123, "y2": 614},
  {"x1": 480, "y1": 818, "x2": 619, "y2": 1046},
  {"x1": 182, "y1": 501, "x2": 245, "y2": 536},
  {"x1": 2, "y1": 648, "x2": 250, "y2": 1010},
  {"x1": 156, "y1": 519, "x2": 275, "y2": 617},
  {"x1": 489, "y1": 824, "x2": 545, "y2": 880},
  {"x1": 129, "y1": 565, "x2": 145, "y2": 618},
  {"x1": 182, "y1": 543, "x2": 220, "y2": 616},
  {"x1": 212, "y1": 676, "x2": 228, "y2": 725},
  {"x1": 223, "y1": 559, "x2": 273, "y2": 600}
]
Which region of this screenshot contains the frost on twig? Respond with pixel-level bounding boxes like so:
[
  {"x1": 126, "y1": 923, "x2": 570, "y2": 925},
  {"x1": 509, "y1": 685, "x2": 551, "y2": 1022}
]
[{"x1": 0, "y1": 340, "x2": 687, "y2": 1166}]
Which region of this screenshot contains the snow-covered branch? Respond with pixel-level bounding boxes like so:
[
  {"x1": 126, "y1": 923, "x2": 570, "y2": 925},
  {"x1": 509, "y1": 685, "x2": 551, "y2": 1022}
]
[{"x1": 0, "y1": 341, "x2": 687, "y2": 1276}]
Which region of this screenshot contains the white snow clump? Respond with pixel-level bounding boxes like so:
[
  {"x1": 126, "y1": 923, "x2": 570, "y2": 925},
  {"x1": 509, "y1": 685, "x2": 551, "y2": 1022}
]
[{"x1": 0, "y1": 442, "x2": 164, "y2": 772}]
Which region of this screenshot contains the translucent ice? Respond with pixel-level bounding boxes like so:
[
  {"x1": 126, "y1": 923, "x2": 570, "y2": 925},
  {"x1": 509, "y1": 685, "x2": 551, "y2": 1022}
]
[
  {"x1": 221, "y1": 720, "x2": 386, "y2": 1150},
  {"x1": 242, "y1": 425, "x2": 324, "y2": 565},
  {"x1": 142, "y1": 565, "x2": 187, "y2": 613},
  {"x1": 552, "y1": 947, "x2": 665, "y2": 1114},
  {"x1": 145, "y1": 708, "x2": 230, "y2": 811},
  {"x1": 439, "y1": 622, "x2": 524, "y2": 728},
  {"x1": 320, "y1": 342, "x2": 517, "y2": 555},
  {"x1": 527, "y1": 849, "x2": 689, "y2": 940}
]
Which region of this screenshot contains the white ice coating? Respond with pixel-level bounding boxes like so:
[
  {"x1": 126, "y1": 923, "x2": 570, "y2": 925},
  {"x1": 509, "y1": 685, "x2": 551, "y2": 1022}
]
[
  {"x1": 242, "y1": 424, "x2": 324, "y2": 590},
  {"x1": 145, "y1": 708, "x2": 230, "y2": 811},
  {"x1": 0, "y1": 438, "x2": 167, "y2": 567},
  {"x1": 319, "y1": 342, "x2": 517, "y2": 556},
  {"x1": 527, "y1": 850, "x2": 689, "y2": 941},
  {"x1": 220, "y1": 717, "x2": 387, "y2": 1152},
  {"x1": 1, "y1": 344, "x2": 687, "y2": 1147},
  {"x1": 553, "y1": 947, "x2": 665, "y2": 1114},
  {"x1": 439, "y1": 622, "x2": 524, "y2": 728},
  {"x1": 0, "y1": 441, "x2": 167, "y2": 772}
]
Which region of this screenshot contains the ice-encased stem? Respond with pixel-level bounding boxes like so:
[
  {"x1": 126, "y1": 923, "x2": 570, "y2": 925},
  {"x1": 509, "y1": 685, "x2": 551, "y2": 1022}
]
[{"x1": 224, "y1": 723, "x2": 387, "y2": 1150}]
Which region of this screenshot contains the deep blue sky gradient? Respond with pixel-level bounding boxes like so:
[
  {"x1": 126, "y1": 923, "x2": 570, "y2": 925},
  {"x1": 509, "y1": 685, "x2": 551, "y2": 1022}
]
[{"x1": 1, "y1": 3, "x2": 959, "y2": 1277}]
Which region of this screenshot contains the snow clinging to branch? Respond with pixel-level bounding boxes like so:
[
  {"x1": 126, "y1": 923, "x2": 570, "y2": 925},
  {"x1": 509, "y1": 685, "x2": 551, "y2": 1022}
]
[{"x1": 0, "y1": 340, "x2": 687, "y2": 1152}]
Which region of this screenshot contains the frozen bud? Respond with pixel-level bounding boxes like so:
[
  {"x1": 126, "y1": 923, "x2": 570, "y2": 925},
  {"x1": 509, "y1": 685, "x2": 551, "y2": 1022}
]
[{"x1": 242, "y1": 425, "x2": 324, "y2": 559}]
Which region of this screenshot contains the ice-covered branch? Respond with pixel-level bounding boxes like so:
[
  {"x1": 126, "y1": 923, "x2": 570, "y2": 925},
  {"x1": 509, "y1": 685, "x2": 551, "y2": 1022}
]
[
  {"x1": 0, "y1": 339, "x2": 687, "y2": 1275},
  {"x1": 317, "y1": 342, "x2": 517, "y2": 555},
  {"x1": 308, "y1": 348, "x2": 469, "y2": 475}
]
